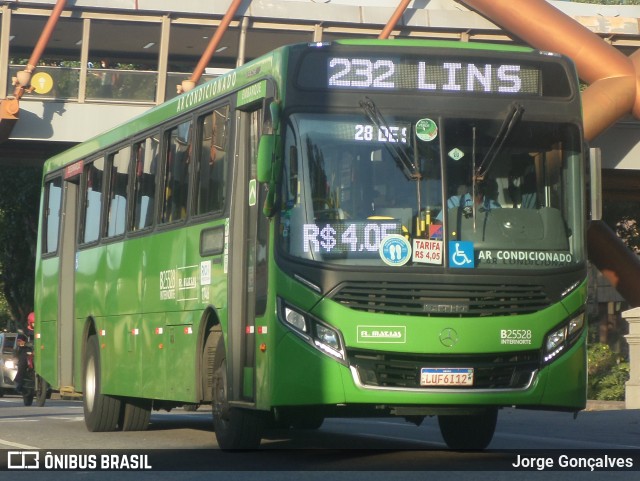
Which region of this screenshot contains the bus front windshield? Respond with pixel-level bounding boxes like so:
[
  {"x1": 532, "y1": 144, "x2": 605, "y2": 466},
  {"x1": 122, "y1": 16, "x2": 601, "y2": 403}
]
[{"x1": 278, "y1": 112, "x2": 585, "y2": 270}]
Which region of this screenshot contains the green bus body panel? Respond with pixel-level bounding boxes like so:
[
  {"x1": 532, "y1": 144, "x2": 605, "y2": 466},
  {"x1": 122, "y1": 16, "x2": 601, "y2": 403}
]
[
  {"x1": 268, "y1": 269, "x2": 587, "y2": 409},
  {"x1": 68, "y1": 219, "x2": 228, "y2": 400},
  {"x1": 34, "y1": 257, "x2": 60, "y2": 384},
  {"x1": 34, "y1": 319, "x2": 58, "y2": 387},
  {"x1": 269, "y1": 322, "x2": 586, "y2": 409}
]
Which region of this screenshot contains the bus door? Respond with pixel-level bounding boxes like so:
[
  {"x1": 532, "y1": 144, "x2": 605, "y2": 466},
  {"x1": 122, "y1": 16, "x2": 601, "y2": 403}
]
[
  {"x1": 227, "y1": 84, "x2": 271, "y2": 405},
  {"x1": 57, "y1": 161, "x2": 82, "y2": 390}
]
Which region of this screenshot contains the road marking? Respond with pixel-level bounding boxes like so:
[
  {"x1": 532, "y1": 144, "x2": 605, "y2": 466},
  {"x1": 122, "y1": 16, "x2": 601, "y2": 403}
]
[{"x1": 0, "y1": 438, "x2": 39, "y2": 450}]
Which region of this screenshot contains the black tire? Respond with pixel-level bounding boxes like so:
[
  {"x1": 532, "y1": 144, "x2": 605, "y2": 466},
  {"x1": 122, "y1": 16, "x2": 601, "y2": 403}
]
[
  {"x1": 438, "y1": 408, "x2": 498, "y2": 450},
  {"x1": 83, "y1": 335, "x2": 121, "y2": 432},
  {"x1": 120, "y1": 398, "x2": 151, "y2": 431},
  {"x1": 35, "y1": 375, "x2": 48, "y2": 407},
  {"x1": 212, "y1": 337, "x2": 264, "y2": 450}
]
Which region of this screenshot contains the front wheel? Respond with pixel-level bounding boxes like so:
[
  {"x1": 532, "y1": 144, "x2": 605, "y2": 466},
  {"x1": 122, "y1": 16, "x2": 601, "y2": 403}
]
[
  {"x1": 83, "y1": 335, "x2": 121, "y2": 432},
  {"x1": 437, "y1": 408, "x2": 498, "y2": 450},
  {"x1": 212, "y1": 338, "x2": 264, "y2": 450},
  {"x1": 35, "y1": 375, "x2": 49, "y2": 407}
]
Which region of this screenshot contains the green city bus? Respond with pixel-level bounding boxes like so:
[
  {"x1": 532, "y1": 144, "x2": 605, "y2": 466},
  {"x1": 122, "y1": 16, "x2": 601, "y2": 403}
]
[{"x1": 34, "y1": 39, "x2": 587, "y2": 450}]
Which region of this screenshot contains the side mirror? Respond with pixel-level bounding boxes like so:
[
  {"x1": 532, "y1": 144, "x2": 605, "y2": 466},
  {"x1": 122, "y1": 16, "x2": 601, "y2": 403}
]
[
  {"x1": 257, "y1": 100, "x2": 281, "y2": 183},
  {"x1": 257, "y1": 100, "x2": 281, "y2": 217},
  {"x1": 257, "y1": 133, "x2": 275, "y2": 183}
]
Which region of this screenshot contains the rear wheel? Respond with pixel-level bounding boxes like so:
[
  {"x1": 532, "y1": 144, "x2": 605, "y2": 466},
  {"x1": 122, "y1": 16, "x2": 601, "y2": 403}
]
[
  {"x1": 120, "y1": 398, "x2": 151, "y2": 431},
  {"x1": 212, "y1": 337, "x2": 264, "y2": 450},
  {"x1": 83, "y1": 335, "x2": 121, "y2": 432},
  {"x1": 437, "y1": 408, "x2": 498, "y2": 450}
]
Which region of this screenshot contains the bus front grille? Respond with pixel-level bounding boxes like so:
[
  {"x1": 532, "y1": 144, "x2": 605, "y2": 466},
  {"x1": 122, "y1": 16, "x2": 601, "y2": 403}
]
[
  {"x1": 330, "y1": 281, "x2": 550, "y2": 317},
  {"x1": 348, "y1": 349, "x2": 539, "y2": 390}
]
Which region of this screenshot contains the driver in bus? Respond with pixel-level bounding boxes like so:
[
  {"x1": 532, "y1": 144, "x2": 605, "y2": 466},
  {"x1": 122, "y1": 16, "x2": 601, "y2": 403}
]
[{"x1": 435, "y1": 178, "x2": 501, "y2": 221}]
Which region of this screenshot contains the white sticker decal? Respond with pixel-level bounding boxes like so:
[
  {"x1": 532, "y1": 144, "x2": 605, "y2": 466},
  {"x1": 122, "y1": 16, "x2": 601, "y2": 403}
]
[
  {"x1": 379, "y1": 234, "x2": 411, "y2": 266},
  {"x1": 412, "y1": 239, "x2": 443, "y2": 265}
]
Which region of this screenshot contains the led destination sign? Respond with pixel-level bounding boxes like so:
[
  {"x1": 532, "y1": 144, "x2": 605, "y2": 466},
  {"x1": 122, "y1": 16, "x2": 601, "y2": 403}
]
[
  {"x1": 296, "y1": 50, "x2": 551, "y2": 96},
  {"x1": 327, "y1": 57, "x2": 540, "y2": 94}
]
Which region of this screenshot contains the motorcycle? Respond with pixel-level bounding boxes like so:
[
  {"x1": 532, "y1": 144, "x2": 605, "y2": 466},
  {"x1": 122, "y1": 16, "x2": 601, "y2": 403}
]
[
  {"x1": 17, "y1": 348, "x2": 50, "y2": 407},
  {"x1": 3, "y1": 335, "x2": 50, "y2": 406}
]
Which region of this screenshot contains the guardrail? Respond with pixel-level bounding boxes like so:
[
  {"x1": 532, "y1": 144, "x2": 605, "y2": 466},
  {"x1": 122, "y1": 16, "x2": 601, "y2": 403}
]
[{"x1": 6, "y1": 65, "x2": 218, "y2": 104}]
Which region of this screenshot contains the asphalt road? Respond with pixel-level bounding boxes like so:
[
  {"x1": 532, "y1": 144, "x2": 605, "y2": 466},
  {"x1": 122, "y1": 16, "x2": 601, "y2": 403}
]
[{"x1": 0, "y1": 394, "x2": 639, "y2": 480}]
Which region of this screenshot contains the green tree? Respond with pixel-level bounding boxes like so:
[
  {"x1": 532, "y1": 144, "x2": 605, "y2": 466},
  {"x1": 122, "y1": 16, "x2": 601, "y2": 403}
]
[{"x1": 0, "y1": 165, "x2": 41, "y2": 331}]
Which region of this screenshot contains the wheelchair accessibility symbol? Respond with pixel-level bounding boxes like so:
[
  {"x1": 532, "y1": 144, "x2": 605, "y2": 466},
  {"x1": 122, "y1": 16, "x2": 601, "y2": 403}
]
[{"x1": 449, "y1": 241, "x2": 474, "y2": 268}]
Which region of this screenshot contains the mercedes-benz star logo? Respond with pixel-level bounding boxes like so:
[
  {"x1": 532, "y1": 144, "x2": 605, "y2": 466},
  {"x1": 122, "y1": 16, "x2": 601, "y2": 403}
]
[{"x1": 439, "y1": 328, "x2": 459, "y2": 347}]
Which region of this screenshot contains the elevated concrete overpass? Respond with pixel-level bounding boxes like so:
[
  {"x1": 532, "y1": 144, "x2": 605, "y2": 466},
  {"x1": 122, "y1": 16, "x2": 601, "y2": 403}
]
[
  {"x1": 1, "y1": 1, "x2": 639, "y2": 207},
  {"x1": 2, "y1": 1, "x2": 640, "y2": 167},
  {"x1": 0, "y1": 1, "x2": 638, "y2": 207}
]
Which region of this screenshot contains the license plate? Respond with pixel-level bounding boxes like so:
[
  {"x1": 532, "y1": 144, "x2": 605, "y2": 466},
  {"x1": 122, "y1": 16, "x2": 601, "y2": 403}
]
[{"x1": 420, "y1": 367, "x2": 474, "y2": 387}]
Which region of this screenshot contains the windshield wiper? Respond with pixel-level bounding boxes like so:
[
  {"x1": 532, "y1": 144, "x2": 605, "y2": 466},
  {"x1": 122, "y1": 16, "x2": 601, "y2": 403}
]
[
  {"x1": 359, "y1": 96, "x2": 421, "y2": 181},
  {"x1": 475, "y1": 102, "x2": 524, "y2": 181}
]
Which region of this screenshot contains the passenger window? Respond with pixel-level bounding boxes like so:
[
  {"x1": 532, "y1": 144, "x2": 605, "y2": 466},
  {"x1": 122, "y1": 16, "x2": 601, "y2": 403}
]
[
  {"x1": 43, "y1": 177, "x2": 63, "y2": 254},
  {"x1": 81, "y1": 158, "x2": 105, "y2": 244},
  {"x1": 161, "y1": 120, "x2": 192, "y2": 223},
  {"x1": 196, "y1": 105, "x2": 229, "y2": 215},
  {"x1": 132, "y1": 136, "x2": 159, "y2": 231},
  {"x1": 106, "y1": 147, "x2": 130, "y2": 238}
]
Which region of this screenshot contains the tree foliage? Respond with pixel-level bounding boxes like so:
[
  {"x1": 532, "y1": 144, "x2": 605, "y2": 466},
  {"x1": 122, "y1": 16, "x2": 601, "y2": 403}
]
[
  {"x1": 0, "y1": 165, "x2": 41, "y2": 331},
  {"x1": 587, "y1": 342, "x2": 629, "y2": 401}
]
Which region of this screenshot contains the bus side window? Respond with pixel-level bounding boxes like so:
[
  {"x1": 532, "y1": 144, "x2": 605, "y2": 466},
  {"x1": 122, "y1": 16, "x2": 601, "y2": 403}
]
[
  {"x1": 132, "y1": 136, "x2": 159, "y2": 231},
  {"x1": 161, "y1": 120, "x2": 192, "y2": 223},
  {"x1": 43, "y1": 176, "x2": 63, "y2": 254},
  {"x1": 80, "y1": 158, "x2": 105, "y2": 244},
  {"x1": 106, "y1": 146, "x2": 130, "y2": 238},
  {"x1": 196, "y1": 105, "x2": 229, "y2": 216}
]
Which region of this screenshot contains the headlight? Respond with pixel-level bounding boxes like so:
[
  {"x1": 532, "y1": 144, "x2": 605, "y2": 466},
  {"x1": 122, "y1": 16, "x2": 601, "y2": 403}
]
[
  {"x1": 284, "y1": 307, "x2": 308, "y2": 334},
  {"x1": 543, "y1": 312, "x2": 585, "y2": 364},
  {"x1": 278, "y1": 298, "x2": 345, "y2": 362},
  {"x1": 5, "y1": 359, "x2": 16, "y2": 370}
]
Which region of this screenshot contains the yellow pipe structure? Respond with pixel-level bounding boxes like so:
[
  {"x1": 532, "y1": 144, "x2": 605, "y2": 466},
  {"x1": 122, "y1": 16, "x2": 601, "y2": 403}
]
[
  {"x1": 379, "y1": 0, "x2": 412, "y2": 39},
  {"x1": 178, "y1": 0, "x2": 243, "y2": 93},
  {"x1": 461, "y1": 0, "x2": 640, "y2": 306}
]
